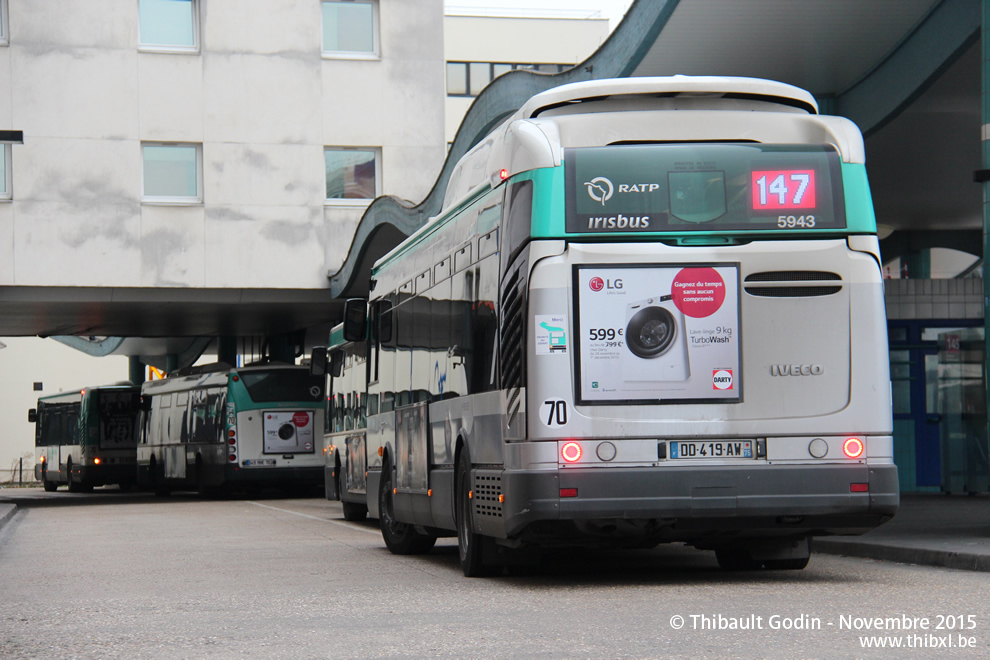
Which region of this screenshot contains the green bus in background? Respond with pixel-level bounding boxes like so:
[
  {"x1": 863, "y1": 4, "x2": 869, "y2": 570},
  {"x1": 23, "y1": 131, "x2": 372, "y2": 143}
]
[{"x1": 31, "y1": 383, "x2": 142, "y2": 492}]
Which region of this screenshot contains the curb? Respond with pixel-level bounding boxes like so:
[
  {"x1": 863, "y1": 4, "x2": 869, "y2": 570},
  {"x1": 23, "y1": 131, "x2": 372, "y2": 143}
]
[
  {"x1": 0, "y1": 503, "x2": 17, "y2": 532},
  {"x1": 814, "y1": 538, "x2": 990, "y2": 573}
]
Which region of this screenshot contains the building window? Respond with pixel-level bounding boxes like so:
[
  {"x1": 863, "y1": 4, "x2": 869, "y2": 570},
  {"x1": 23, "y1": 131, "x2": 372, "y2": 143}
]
[
  {"x1": 446, "y1": 61, "x2": 571, "y2": 97},
  {"x1": 0, "y1": 144, "x2": 10, "y2": 201},
  {"x1": 322, "y1": 1, "x2": 378, "y2": 57},
  {"x1": 142, "y1": 143, "x2": 202, "y2": 203},
  {"x1": 325, "y1": 148, "x2": 380, "y2": 203},
  {"x1": 138, "y1": 0, "x2": 199, "y2": 52},
  {"x1": 0, "y1": 0, "x2": 8, "y2": 46}
]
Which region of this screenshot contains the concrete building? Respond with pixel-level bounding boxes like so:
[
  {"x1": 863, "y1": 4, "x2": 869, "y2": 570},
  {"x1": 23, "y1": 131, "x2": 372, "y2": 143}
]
[
  {"x1": 443, "y1": 12, "x2": 608, "y2": 143},
  {"x1": 0, "y1": 0, "x2": 446, "y2": 336}
]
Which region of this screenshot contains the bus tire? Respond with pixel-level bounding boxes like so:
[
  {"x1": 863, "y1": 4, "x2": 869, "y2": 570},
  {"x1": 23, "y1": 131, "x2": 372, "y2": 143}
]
[
  {"x1": 149, "y1": 458, "x2": 170, "y2": 497},
  {"x1": 341, "y1": 500, "x2": 367, "y2": 522},
  {"x1": 42, "y1": 472, "x2": 58, "y2": 492},
  {"x1": 455, "y1": 448, "x2": 499, "y2": 577},
  {"x1": 715, "y1": 547, "x2": 763, "y2": 571},
  {"x1": 378, "y1": 458, "x2": 436, "y2": 555},
  {"x1": 195, "y1": 457, "x2": 219, "y2": 498},
  {"x1": 66, "y1": 460, "x2": 83, "y2": 493}
]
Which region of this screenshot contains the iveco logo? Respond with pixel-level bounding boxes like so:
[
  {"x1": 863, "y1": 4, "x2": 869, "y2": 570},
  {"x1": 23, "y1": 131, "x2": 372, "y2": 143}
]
[
  {"x1": 770, "y1": 364, "x2": 825, "y2": 376},
  {"x1": 584, "y1": 177, "x2": 614, "y2": 205}
]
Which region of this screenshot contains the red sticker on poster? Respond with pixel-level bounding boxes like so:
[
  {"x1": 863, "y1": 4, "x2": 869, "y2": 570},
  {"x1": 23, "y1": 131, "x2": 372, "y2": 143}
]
[
  {"x1": 671, "y1": 268, "x2": 726, "y2": 318},
  {"x1": 292, "y1": 412, "x2": 311, "y2": 427}
]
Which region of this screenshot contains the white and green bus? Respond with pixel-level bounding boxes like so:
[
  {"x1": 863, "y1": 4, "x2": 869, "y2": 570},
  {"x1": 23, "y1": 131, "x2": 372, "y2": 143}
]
[
  {"x1": 322, "y1": 76, "x2": 897, "y2": 575},
  {"x1": 138, "y1": 363, "x2": 325, "y2": 495},
  {"x1": 31, "y1": 383, "x2": 142, "y2": 492}
]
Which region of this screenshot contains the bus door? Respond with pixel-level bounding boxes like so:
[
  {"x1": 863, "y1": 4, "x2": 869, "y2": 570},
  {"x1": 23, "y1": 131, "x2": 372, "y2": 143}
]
[
  {"x1": 343, "y1": 431, "x2": 367, "y2": 494},
  {"x1": 395, "y1": 402, "x2": 431, "y2": 524}
]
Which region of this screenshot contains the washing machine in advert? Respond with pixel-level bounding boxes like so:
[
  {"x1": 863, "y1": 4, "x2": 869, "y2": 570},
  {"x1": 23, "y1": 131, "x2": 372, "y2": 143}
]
[{"x1": 622, "y1": 294, "x2": 690, "y2": 382}]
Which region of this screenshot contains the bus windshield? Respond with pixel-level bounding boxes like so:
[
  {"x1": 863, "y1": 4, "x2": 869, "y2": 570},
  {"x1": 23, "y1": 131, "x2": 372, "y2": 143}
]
[
  {"x1": 565, "y1": 143, "x2": 844, "y2": 234},
  {"x1": 238, "y1": 369, "x2": 324, "y2": 403}
]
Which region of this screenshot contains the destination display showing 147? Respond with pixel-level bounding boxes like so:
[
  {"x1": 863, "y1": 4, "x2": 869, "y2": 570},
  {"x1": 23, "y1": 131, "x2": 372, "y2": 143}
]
[{"x1": 565, "y1": 143, "x2": 845, "y2": 233}]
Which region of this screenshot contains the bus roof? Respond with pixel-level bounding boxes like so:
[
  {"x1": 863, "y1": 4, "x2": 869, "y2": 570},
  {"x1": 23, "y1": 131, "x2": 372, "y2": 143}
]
[
  {"x1": 431, "y1": 76, "x2": 860, "y2": 222},
  {"x1": 36, "y1": 382, "x2": 138, "y2": 404},
  {"x1": 517, "y1": 76, "x2": 818, "y2": 119}
]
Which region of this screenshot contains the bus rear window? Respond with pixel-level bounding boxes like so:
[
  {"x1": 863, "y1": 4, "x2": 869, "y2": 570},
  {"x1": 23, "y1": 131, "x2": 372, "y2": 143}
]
[
  {"x1": 565, "y1": 143, "x2": 845, "y2": 234},
  {"x1": 238, "y1": 369, "x2": 324, "y2": 403}
]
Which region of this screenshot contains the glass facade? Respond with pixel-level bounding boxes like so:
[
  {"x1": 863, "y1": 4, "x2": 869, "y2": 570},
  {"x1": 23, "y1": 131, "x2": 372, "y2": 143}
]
[
  {"x1": 138, "y1": 0, "x2": 196, "y2": 49},
  {"x1": 446, "y1": 61, "x2": 570, "y2": 97}
]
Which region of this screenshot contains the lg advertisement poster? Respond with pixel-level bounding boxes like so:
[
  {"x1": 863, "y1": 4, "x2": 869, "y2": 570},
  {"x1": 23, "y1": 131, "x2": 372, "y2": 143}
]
[{"x1": 574, "y1": 264, "x2": 740, "y2": 404}]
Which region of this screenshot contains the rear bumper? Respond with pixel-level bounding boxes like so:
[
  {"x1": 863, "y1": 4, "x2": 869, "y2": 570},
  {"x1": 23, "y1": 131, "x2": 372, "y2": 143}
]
[
  {"x1": 73, "y1": 463, "x2": 136, "y2": 486},
  {"x1": 500, "y1": 463, "x2": 898, "y2": 542},
  {"x1": 223, "y1": 464, "x2": 323, "y2": 486}
]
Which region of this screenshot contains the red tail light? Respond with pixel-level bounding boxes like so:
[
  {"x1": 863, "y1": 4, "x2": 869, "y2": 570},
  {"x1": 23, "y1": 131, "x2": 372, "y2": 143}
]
[
  {"x1": 561, "y1": 442, "x2": 582, "y2": 463},
  {"x1": 843, "y1": 437, "x2": 864, "y2": 459}
]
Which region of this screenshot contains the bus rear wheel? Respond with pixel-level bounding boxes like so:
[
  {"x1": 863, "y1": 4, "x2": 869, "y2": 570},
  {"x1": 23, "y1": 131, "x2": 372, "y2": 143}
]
[
  {"x1": 378, "y1": 459, "x2": 435, "y2": 555},
  {"x1": 42, "y1": 471, "x2": 58, "y2": 492},
  {"x1": 764, "y1": 556, "x2": 810, "y2": 570},
  {"x1": 341, "y1": 500, "x2": 367, "y2": 522},
  {"x1": 715, "y1": 547, "x2": 763, "y2": 571}
]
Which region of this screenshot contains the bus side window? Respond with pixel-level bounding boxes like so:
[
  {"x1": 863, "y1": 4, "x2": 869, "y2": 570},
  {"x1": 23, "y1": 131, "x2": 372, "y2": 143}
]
[{"x1": 500, "y1": 179, "x2": 533, "y2": 281}]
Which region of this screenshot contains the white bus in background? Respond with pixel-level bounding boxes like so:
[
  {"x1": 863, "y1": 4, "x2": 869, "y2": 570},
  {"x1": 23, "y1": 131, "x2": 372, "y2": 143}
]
[
  {"x1": 319, "y1": 76, "x2": 897, "y2": 576},
  {"x1": 138, "y1": 363, "x2": 325, "y2": 496}
]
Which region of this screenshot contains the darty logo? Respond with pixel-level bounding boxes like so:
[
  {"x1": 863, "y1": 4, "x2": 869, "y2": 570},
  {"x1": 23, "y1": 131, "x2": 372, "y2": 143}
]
[
  {"x1": 712, "y1": 369, "x2": 734, "y2": 390},
  {"x1": 584, "y1": 177, "x2": 614, "y2": 205}
]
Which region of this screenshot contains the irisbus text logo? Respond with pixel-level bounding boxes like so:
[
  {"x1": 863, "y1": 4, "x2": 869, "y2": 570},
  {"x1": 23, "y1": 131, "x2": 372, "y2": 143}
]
[{"x1": 584, "y1": 177, "x2": 614, "y2": 205}]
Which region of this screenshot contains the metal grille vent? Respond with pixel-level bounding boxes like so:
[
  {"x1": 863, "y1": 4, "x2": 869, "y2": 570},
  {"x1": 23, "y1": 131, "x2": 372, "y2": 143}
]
[
  {"x1": 473, "y1": 472, "x2": 503, "y2": 518},
  {"x1": 745, "y1": 271, "x2": 841, "y2": 282},
  {"x1": 745, "y1": 286, "x2": 843, "y2": 298},
  {"x1": 744, "y1": 271, "x2": 843, "y2": 297},
  {"x1": 500, "y1": 268, "x2": 526, "y2": 424}
]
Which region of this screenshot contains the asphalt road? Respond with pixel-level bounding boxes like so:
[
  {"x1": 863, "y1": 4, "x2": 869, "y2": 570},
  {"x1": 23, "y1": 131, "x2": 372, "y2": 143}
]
[{"x1": 1, "y1": 489, "x2": 988, "y2": 659}]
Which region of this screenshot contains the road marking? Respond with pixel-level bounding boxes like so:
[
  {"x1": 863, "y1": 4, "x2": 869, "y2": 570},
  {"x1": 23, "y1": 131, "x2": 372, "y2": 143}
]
[{"x1": 247, "y1": 501, "x2": 380, "y2": 535}]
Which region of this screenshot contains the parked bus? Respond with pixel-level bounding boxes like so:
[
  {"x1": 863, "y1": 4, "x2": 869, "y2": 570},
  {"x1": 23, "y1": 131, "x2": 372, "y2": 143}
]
[
  {"x1": 138, "y1": 363, "x2": 325, "y2": 495},
  {"x1": 320, "y1": 76, "x2": 897, "y2": 576},
  {"x1": 31, "y1": 383, "x2": 142, "y2": 492},
  {"x1": 318, "y1": 324, "x2": 370, "y2": 520}
]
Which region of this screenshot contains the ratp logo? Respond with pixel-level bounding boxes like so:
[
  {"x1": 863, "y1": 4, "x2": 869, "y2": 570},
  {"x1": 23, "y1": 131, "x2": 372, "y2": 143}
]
[
  {"x1": 589, "y1": 276, "x2": 605, "y2": 291},
  {"x1": 584, "y1": 177, "x2": 614, "y2": 205}
]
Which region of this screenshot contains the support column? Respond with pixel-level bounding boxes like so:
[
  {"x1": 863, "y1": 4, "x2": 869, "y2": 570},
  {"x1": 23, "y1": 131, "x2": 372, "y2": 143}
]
[
  {"x1": 902, "y1": 250, "x2": 931, "y2": 279},
  {"x1": 983, "y1": 0, "x2": 990, "y2": 457},
  {"x1": 128, "y1": 356, "x2": 145, "y2": 386},
  {"x1": 217, "y1": 336, "x2": 237, "y2": 367}
]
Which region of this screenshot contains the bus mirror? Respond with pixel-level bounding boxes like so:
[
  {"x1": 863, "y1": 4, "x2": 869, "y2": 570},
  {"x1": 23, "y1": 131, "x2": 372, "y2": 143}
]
[
  {"x1": 310, "y1": 346, "x2": 327, "y2": 377},
  {"x1": 343, "y1": 299, "x2": 367, "y2": 341},
  {"x1": 330, "y1": 349, "x2": 345, "y2": 378},
  {"x1": 28, "y1": 408, "x2": 37, "y2": 423}
]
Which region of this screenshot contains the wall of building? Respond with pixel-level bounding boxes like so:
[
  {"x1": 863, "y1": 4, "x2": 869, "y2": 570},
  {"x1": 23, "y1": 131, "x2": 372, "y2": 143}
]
[
  {"x1": 0, "y1": 0, "x2": 445, "y2": 290},
  {"x1": 0, "y1": 338, "x2": 128, "y2": 484}
]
